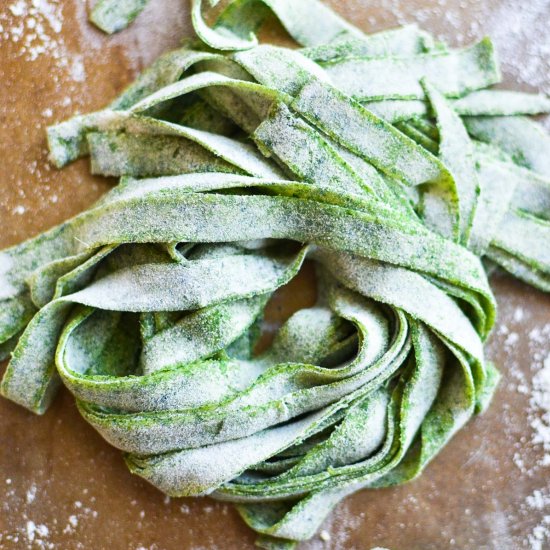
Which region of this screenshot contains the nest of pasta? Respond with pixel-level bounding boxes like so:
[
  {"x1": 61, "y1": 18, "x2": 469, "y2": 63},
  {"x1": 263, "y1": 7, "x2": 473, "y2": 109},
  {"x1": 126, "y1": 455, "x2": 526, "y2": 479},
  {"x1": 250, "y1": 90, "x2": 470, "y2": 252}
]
[{"x1": 1, "y1": 1, "x2": 549, "y2": 547}]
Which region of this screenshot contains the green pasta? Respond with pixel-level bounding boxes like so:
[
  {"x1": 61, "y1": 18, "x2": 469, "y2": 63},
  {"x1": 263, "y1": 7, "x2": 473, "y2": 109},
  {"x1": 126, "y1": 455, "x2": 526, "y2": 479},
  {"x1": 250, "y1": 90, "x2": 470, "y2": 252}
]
[
  {"x1": 1, "y1": 1, "x2": 549, "y2": 548},
  {"x1": 90, "y1": 0, "x2": 150, "y2": 34}
]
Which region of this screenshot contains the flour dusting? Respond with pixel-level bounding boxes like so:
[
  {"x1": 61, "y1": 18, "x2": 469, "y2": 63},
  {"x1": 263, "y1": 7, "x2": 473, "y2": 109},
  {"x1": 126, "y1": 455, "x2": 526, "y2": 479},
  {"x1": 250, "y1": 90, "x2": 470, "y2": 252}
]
[
  {"x1": 0, "y1": 0, "x2": 87, "y2": 90},
  {"x1": 497, "y1": 302, "x2": 550, "y2": 550},
  {"x1": 1, "y1": 0, "x2": 66, "y2": 63}
]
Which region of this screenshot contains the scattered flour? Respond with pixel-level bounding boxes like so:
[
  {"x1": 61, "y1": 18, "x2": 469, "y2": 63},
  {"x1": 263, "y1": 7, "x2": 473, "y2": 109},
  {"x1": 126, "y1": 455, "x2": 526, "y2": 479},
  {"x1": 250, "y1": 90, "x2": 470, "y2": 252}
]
[
  {"x1": 523, "y1": 325, "x2": 550, "y2": 470},
  {"x1": 1, "y1": 482, "x2": 100, "y2": 549},
  {"x1": 524, "y1": 489, "x2": 550, "y2": 550},
  {"x1": 499, "y1": 304, "x2": 550, "y2": 550},
  {"x1": 26, "y1": 483, "x2": 37, "y2": 504},
  {"x1": 531, "y1": 352, "x2": 550, "y2": 467},
  {"x1": 524, "y1": 350, "x2": 550, "y2": 550},
  {"x1": 0, "y1": 0, "x2": 87, "y2": 105},
  {"x1": 484, "y1": 0, "x2": 550, "y2": 95},
  {"x1": 25, "y1": 520, "x2": 50, "y2": 548},
  {"x1": 1, "y1": 0, "x2": 66, "y2": 62},
  {"x1": 12, "y1": 205, "x2": 26, "y2": 215}
]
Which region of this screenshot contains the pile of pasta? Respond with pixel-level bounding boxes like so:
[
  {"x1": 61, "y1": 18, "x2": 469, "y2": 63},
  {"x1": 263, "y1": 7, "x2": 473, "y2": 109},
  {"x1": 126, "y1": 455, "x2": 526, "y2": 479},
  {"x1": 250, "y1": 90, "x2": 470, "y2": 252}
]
[{"x1": 1, "y1": 1, "x2": 549, "y2": 547}]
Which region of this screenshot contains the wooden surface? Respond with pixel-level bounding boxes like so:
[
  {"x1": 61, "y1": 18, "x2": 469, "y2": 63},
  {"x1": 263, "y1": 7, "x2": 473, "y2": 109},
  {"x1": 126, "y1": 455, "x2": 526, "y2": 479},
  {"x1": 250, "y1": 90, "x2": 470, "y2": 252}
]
[{"x1": 0, "y1": 1, "x2": 549, "y2": 549}]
